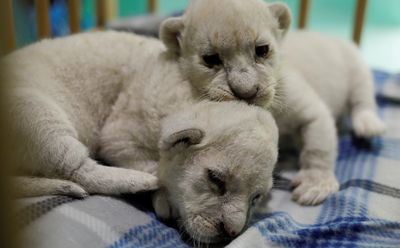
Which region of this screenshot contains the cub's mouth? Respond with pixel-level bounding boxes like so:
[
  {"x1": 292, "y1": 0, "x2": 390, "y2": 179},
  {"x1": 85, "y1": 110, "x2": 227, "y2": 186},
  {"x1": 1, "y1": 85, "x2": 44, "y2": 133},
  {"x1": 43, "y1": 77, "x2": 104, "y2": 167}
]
[
  {"x1": 179, "y1": 219, "x2": 236, "y2": 246},
  {"x1": 207, "y1": 86, "x2": 274, "y2": 107},
  {"x1": 180, "y1": 232, "x2": 233, "y2": 247},
  {"x1": 179, "y1": 212, "x2": 250, "y2": 245}
]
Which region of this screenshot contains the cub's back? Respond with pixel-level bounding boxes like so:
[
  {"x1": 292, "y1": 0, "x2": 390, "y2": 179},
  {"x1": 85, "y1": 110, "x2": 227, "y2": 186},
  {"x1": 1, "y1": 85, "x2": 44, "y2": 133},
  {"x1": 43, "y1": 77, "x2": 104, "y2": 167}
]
[
  {"x1": 283, "y1": 31, "x2": 363, "y2": 117},
  {"x1": 2, "y1": 31, "x2": 165, "y2": 146}
]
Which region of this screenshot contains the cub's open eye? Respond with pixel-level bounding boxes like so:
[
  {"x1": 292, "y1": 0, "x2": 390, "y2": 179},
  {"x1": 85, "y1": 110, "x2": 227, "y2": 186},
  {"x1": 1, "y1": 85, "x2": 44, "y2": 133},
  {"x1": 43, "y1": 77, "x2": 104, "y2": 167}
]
[
  {"x1": 207, "y1": 169, "x2": 226, "y2": 195},
  {"x1": 251, "y1": 193, "x2": 262, "y2": 206},
  {"x1": 255, "y1": 45, "x2": 270, "y2": 58},
  {"x1": 202, "y1": 54, "x2": 223, "y2": 68}
]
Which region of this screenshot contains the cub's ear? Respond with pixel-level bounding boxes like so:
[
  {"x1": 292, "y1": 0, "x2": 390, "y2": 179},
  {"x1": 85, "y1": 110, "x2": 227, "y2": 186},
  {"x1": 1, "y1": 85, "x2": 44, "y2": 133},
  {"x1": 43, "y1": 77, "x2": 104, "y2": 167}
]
[
  {"x1": 159, "y1": 17, "x2": 185, "y2": 56},
  {"x1": 159, "y1": 128, "x2": 204, "y2": 152},
  {"x1": 268, "y1": 2, "x2": 291, "y2": 38}
]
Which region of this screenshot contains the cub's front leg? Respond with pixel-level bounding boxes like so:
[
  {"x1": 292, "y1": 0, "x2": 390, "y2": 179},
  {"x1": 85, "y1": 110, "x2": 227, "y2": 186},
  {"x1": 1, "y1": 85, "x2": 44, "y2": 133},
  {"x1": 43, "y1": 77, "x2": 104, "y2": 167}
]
[
  {"x1": 290, "y1": 107, "x2": 339, "y2": 205},
  {"x1": 280, "y1": 77, "x2": 339, "y2": 205}
]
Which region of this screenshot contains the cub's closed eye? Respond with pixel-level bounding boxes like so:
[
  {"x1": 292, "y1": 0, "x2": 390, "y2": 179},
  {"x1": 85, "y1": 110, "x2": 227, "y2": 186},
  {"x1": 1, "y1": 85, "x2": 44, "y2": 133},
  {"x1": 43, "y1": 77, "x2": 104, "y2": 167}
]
[
  {"x1": 255, "y1": 45, "x2": 270, "y2": 58},
  {"x1": 207, "y1": 169, "x2": 226, "y2": 195},
  {"x1": 202, "y1": 54, "x2": 223, "y2": 68}
]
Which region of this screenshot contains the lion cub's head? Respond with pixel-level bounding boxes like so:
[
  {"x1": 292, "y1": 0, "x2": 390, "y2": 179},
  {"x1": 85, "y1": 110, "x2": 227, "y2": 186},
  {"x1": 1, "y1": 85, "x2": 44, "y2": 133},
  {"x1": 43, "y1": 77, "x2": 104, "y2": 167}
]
[
  {"x1": 154, "y1": 102, "x2": 278, "y2": 243},
  {"x1": 160, "y1": 0, "x2": 291, "y2": 108}
]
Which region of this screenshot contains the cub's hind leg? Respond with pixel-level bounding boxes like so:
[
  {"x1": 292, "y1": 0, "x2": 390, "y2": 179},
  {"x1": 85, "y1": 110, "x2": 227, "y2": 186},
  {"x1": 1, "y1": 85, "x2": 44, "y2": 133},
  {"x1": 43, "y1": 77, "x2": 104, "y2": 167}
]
[
  {"x1": 348, "y1": 48, "x2": 385, "y2": 138},
  {"x1": 10, "y1": 89, "x2": 158, "y2": 196}
]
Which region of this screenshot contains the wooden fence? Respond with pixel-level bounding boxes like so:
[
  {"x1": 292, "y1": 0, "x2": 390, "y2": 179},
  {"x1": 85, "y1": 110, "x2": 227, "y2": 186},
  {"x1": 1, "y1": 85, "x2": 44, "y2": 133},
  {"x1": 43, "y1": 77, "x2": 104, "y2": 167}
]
[{"x1": 0, "y1": 0, "x2": 368, "y2": 56}]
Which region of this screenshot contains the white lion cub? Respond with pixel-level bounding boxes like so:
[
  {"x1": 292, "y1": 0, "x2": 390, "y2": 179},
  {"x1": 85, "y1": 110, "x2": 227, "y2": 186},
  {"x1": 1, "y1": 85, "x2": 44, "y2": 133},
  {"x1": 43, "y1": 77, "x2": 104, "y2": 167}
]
[
  {"x1": 3, "y1": 31, "x2": 278, "y2": 243},
  {"x1": 160, "y1": 0, "x2": 385, "y2": 205}
]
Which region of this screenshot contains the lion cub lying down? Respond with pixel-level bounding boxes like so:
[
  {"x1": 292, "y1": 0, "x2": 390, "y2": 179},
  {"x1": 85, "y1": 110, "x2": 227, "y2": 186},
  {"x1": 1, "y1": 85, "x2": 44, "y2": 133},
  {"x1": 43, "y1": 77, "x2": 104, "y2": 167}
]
[{"x1": 4, "y1": 31, "x2": 278, "y2": 242}]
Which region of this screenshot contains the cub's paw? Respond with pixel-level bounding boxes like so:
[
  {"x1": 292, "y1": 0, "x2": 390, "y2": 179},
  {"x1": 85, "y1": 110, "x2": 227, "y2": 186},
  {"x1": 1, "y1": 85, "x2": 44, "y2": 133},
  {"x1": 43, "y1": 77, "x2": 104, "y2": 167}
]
[
  {"x1": 352, "y1": 110, "x2": 386, "y2": 138},
  {"x1": 291, "y1": 169, "x2": 339, "y2": 205},
  {"x1": 57, "y1": 181, "x2": 89, "y2": 198},
  {"x1": 123, "y1": 171, "x2": 159, "y2": 192}
]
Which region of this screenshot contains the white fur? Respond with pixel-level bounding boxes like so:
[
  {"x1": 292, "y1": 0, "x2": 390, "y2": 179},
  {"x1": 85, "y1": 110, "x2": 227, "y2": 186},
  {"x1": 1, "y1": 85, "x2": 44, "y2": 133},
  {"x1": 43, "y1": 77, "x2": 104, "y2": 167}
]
[
  {"x1": 160, "y1": 0, "x2": 385, "y2": 207},
  {"x1": 3, "y1": 31, "x2": 278, "y2": 243},
  {"x1": 160, "y1": 0, "x2": 290, "y2": 107},
  {"x1": 4, "y1": 32, "x2": 165, "y2": 196},
  {"x1": 278, "y1": 31, "x2": 385, "y2": 205},
  {"x1": 4, "y1": 0, "x2": 386, "y2": 242}
]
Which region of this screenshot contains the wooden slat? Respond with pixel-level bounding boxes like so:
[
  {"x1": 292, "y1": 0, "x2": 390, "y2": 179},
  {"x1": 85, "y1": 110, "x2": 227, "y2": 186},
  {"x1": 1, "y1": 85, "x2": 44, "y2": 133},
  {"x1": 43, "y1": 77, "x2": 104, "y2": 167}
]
[
  {"x1": 35, "y1": 0, "x2": 51, "y2": 39},
  {"x1": 0, "y1": 0, "x2": 17, "y2": 55},
  {"x1": 148, "y1": 0, "x2": 157, "y2": 13},
  {"x1": 96, "y1": 0, "x2": 106, "y2": 28},
  {"x1": 68, "y1": 0, "x2": 80, "y2": 34},
  {"x1": 353, "y1": 0, "x2": 368, "y2": 45},
  {"x1": 105, "y1": 0, "x2": 118, "y2": 20},
  {"x1": 298, "y1": 0, "x2": 310, "y2": 29}
]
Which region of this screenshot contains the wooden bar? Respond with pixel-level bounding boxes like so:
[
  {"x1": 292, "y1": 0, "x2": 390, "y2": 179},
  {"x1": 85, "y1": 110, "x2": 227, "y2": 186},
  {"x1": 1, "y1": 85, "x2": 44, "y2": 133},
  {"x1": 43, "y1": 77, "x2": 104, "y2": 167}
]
[
  {"x1": 353, "y1": 0, "x2": 368, "y2": 45},
  {"x1": 0, "y1": 0, "x2": 17, "y2": 55},
  {"x1": 298, "y1": 0, "x2": 310, "y2": 29},
  {"x1": 35, "y1": 0, "x2": 51, "y2": 39},
  {"x1": 148, "y1": 0, "x2": 157, "y2": 13},
  {"x1": 105, "y1": 0, "x2": 118, "y2": 20},
  {"x1": 96, "y1": 0, "x2": 106, "y2": 28},
  {"x1": 68, "y1": 0, "x2": 81, "y2": 34}
]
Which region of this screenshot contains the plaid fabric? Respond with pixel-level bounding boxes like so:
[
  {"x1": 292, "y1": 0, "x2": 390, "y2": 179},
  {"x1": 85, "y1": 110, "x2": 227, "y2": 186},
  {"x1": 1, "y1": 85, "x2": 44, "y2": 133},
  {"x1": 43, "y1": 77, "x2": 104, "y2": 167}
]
[{"x1": 17, "y1": 70, "x2": 400, "y2": 248}]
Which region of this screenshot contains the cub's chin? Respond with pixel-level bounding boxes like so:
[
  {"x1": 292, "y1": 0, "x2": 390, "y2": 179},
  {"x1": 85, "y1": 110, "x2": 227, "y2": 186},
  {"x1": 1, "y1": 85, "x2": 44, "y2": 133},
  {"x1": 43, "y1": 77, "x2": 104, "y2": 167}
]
[{"x1": 180, "y1": 218, "x2": 233, "y2": 245}]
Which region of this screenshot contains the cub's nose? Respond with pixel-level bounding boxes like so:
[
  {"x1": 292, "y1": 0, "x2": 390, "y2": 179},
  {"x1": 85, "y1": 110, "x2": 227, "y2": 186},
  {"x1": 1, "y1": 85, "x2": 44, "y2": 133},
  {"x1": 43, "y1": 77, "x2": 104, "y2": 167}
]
[
  {"x1": 219, "y1": 222, "x2": 238, "y2": 238},
  {"x1": 230, "y1": 85, "x2": 259, "y2": 103}
]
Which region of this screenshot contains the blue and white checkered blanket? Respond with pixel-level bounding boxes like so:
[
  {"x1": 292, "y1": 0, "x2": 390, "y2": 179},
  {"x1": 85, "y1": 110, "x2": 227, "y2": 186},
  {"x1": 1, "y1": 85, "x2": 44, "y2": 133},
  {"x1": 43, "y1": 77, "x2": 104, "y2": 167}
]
[{"x1": 17, "y1": 70, "x2": 400, "y2": 248}]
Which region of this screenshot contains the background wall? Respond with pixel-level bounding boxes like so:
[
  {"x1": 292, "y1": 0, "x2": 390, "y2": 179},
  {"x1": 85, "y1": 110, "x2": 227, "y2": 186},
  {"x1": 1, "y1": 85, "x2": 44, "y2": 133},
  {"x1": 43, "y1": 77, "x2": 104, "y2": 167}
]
[{"x1": 12, "y1": 0, "x2": 400, "y2": 72}]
